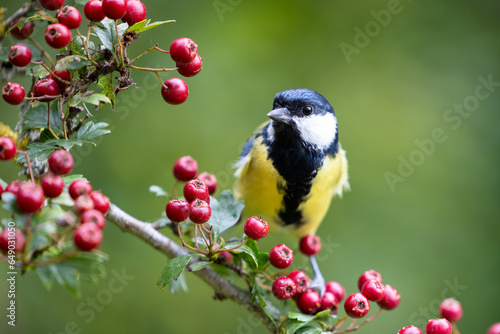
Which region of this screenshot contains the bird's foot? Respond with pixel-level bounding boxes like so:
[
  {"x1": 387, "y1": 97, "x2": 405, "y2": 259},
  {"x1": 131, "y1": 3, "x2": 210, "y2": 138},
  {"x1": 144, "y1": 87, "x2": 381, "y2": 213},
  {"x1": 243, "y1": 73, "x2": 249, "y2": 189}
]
[{"x1": 308, "y1": 255, "x2": 326, "y2": 297}]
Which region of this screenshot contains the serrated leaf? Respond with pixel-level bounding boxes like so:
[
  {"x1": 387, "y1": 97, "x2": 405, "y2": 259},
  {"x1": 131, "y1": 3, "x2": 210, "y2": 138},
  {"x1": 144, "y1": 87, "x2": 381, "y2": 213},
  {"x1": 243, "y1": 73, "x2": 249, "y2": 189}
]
[
  {"x1": 32, "y1": 64, "x2": 50, "y2": 78},
  {"x1": 149, "y1": 185, "x2": 167, "y2": 197},
  {"x1": 36, "y1": 265, "x2": 55, "y2": 290},
  {"x1": 134, "y1": 20, "x2": 175, "y2": 33},
  {"x1": 55, "y1": 55, "x2": 91, "y2": 71},
  {"x1": 93, "y1": 19, "x2": 128, "y2": 56},
  {"x1": 23, "y1": 103, "x2": 60, "y2": 130},
  {"x1": 76, "y1": 121, "x2": 110, "y2": 141},
  {"x1": 252, "y1": 282, "x2": 280, "y2": 325},
  {"x1": 83, "y1": 93, "x2": 111, "y2": 106},
  {"x1": 188, "y1": 260, "x2": 211, "y2": 272},
  {"x1": 47, "y1": 139, "x2": 84, "y2": 150},
  {"x1": 156, "y1": 255, "x2": 193, "y2": 290},
  {"x1": 5, "y1": 14, "x2": 54, "y2": 35},
  {"x1": 288, "y1": 312, "x2": 316, "y2": 323},
  {"x1": 64, "y1": 252, "x2": 107, "y2": 283},
  {"x1": 209, "y1": 190, "x2": 244, "y2": 240}
]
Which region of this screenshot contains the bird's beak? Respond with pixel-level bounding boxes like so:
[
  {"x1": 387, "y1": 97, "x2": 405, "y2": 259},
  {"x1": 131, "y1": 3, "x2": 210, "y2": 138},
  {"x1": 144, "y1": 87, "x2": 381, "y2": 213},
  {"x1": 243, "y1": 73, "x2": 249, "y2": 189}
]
[{"x1": 267, "y1": 108, "x2": 292, "y2": 124}]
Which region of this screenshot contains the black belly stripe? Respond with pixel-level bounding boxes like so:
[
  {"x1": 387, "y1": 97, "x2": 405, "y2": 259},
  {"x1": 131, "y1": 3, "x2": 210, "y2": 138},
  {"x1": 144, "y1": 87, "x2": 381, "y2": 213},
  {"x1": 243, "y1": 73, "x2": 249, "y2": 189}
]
[{"x1": 263, "y1": 123, "x2": 326, "y2": 227}]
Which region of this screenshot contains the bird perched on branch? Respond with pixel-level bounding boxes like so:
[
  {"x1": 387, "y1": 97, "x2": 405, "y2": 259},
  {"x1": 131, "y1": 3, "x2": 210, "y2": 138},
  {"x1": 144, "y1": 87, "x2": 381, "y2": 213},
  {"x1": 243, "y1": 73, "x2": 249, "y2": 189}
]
[{"x1": 233, "y1": 88, "x2": 349, "y2": 294}]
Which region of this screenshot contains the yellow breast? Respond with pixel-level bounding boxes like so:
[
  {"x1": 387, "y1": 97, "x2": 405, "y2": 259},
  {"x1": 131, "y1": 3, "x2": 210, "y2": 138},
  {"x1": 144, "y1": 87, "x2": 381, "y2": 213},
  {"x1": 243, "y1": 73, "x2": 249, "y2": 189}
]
[{"x1": 234, "y1": 136, "x2": 349, "y2": 237}]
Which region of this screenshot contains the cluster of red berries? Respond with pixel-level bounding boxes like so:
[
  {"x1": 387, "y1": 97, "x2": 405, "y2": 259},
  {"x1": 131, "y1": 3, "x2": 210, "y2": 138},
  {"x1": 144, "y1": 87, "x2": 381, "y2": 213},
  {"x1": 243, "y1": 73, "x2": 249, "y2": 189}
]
[
  {"x1": 3, "y1": 0, "x2": 201, "y2": 107},
  {"x1": 161, "y1": 38, "x2": 203, "y2": 105},
  {"x1": 0, "y1": 139, "x2": 109, "y2": 253},
  {"x1": 165, "y1": 156, "x2": 217, "y2": 224},
  {"x1": 399, "y1": 298, "x2": 499, "y2": 334}
]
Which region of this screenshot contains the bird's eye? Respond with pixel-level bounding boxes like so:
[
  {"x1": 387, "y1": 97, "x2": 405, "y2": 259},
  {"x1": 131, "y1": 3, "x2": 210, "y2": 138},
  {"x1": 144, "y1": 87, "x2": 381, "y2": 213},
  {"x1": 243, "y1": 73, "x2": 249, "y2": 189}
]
[{"x1": 302, "y1": 105, "x2": 313, "y2": 115}]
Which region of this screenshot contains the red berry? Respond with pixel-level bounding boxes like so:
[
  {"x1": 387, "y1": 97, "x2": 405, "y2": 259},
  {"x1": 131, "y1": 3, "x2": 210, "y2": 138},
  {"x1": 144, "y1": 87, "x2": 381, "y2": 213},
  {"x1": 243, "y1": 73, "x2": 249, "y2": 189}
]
[
  {"x1": 361, "y1": 279, "x2": 385, "y2": 302},
  {"x1": 48, "y1": 68, "x2": 71, "y2": 92},
  {"x1": 74, "y1": 222, "x2": 102, "y2": 251},
  {"x1": 173, "y1": 156, "x2": 198, "y2": 181},
  {"x1": 0, "y1": 228, "x2": 25, "y2": 253},
  {"x1": 48, "y1": 150, "x2": 74, "y2": 175},
  {"x1": 325, "y1": 281, "x2": 346, "y2": 303},
  {"x1": 102, "y1": 0, "x2": 127, "y2": 19},
  {"x1": 197, "y1": 172, "x2": 217, "y2": 195},
  {"x1": 161, "y1": 78, "x2": 189, "y2": 105},
  {"x1": 170, "y1": 38, "x2": 198, "y2": 64},
  {"x1": 69, "y1": 179, "x2": 93, "y2": 199},
  {"x1": 272, "y1": 276, "x2": 296, "y2": 300},
  {"x1": 426, "y1": 319, "x2": 452, "y2": 334},
  {"x1": 73, "y1": 195, "x2": 95, "y2": 214},
  {"x1": 90, "y1": 191, "x2": 110, "y2": 214},
  {"x1": 166, "y1": 199, "x2": 189, "y2": 222},
  {"x1": 122, "y1": 0, "x2": 146, "y2": 26},
  {"x1": 9, "y1": 18, "x2": 34, "y2": 40},
  {"x1": 8, "y1": 44, "x2": 32, "y2": 67},
  {"x1": 320, "y1": 291, "x2": 339, "y2": 312},
  {"x1": 296, "y1": 289, "x2": 321, "y2": 315},
  {"x1": 57, "y1": 6, "x2": 82, "y2": 29},
  {"x1": 269, "y1": 244, "x2": 294, "y2": 269},
  {"x1": 299, "y1": 234, "x2": 321, "y2": 256},
  {"x1": 16, "y1": 182, "x2": 45, "y2": 213},
  {"x1": 398, "y1": 326, "x2": 423, "y2": 334},
  {"x1": 344, "y1": 292, "x2": 370, "y2": 318},
  {"x1": 488, "y1": 323, "x2": 500, "y2": 334},
  {"x1": 39, "y1": 0, "x2": 65, "y2": 11},
  {"x1": 439, "y1": 298, "x2": 462, "y2": 323},
  {"x1": 188, "y1": 199, "x2": 211, "y2": 224},
  {"x1": 45, "y1": 23, "x2": 72, "y2": 49},
  {"x1": 243, "y1": 216, "x2": 269, "y2": 240},
  {"x1": 5, "y1": 180, "x2": 22, "y2": 195},
  {"x1": 41, "y1": 173, "x2": 64, "y2": 198},
  {"x1": 177, "y1": 54, "x2": 203, "y2": 77},
  {"x1": 0, "y1": 137, "x2": 17, "y2": 160},
  {"x1": 84, "y1": 0, "x2": 105, "y2": 21},
  {"x1": 357, "y1": 269, "x2": 383, "y2": 291},
  {"x1": 2, "y1": 83, "x2": 25, "y2": 105},
  {"x1": 80, "y1": 209, "x2": 106, "y2": 229},
  {"x1": 288, "y1": 270, "x2": 310, "y2": 294},
  {"x1": 183, "y1": 179, "x2": 209, "y2": 203},
  {"x1": 377, "y1": 284, "x2": 400, "y2": 310},
  {"x1": 33, "y1": 78, "x2": 60, "y2": 102}
]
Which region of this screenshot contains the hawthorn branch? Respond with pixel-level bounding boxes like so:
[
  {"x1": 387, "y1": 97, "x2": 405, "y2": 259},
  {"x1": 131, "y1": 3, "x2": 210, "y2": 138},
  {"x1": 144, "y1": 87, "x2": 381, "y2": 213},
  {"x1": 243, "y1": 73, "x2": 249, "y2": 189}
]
[{"x1": 105, "y1": 203, "x2": 278, "y2": 333}]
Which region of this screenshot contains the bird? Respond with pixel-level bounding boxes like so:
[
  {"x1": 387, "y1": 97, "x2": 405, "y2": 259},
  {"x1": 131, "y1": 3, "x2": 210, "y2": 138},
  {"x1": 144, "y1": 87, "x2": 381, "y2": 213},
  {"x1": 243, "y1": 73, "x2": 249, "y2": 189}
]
[{"x1": 233, "y1": 88, "x2": 349, "y2": 294}]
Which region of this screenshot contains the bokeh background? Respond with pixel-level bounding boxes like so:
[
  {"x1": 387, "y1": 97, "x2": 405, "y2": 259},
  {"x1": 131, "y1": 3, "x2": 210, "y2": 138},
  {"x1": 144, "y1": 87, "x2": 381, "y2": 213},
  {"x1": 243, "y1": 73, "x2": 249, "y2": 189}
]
[{"x1": 1, "y1": 0, "x2": 499, "y2": 333}]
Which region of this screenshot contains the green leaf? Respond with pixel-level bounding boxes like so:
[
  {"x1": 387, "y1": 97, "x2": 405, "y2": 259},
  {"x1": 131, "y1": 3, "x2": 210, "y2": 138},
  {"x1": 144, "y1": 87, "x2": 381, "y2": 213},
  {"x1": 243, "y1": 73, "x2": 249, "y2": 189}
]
[
  {"x1": 149, "y1": 185, "x2": 168, "y2": 197},
  {"x1": 56, "y1": 55, "x2": 91, "y2": 71},
  {"x1": 64, "y1": 252, "x2": 107, "y2": 283},
  {"x1": 47, "y1": 139, "x2": 84, "y2": 150},
  {"x1": 97, "y1": 76, "x2": 114, "y2": 105},
  {"x1": 252, "y1": 282, "x2": 280, "y2": 325},
  {"x1": 52, "y1": 263, "x2": 80, "y2": 297},
  {"x1": 224, "y1": 242, "x2": 258, "y2": 268},
  {"x1": 288, "y1": 312, "x2": 316, "y2": 323},
  {"x1": 245, "y1": 239, "x2": 269, "y2": 268},
  {"x1": 1, "y1": 192, "x2": 21, "y2": 215},
  {"x1": 134, "y1": 20, "x2": 176, "y2": 33},
  {"x1": 76, "y1": 121, "x2": 110, "y2": 141},
  {"x1": 209, "y1": 190, "x2": 244, "y2": 240},
  {"x1": 36, "y1": 265, "x2": 56, "y2": 291},
  {"x1": 125, "y1": 19, "x2": 148, "y2": 32},
  {"x1": 73, "y1": 35, "x2": 95, "y2": 53},
  {"x1": 69, "y1": 93, "x2": 110, "y2": 107},
  {"x1": 156, "y1": 255, "x2": 193, "y2": 290},
  {"x1": 169, "y1": 272, "x2": 188, "y2": 294},
  {"x1": 32, "y1": 64, "x2": 50, "y2": 78},
  {"x1": 23, "y1": 103, "x2": 60, "y2": 130},
  {"x1": 188, "y1": 260, "x2": 211, "y2": 272},
  {"x1": 93, "y1": 19, "x2": 128, "y2": 56},
  {"x1": 16, "y1": 140, "x2": 85, "y2": 164}
]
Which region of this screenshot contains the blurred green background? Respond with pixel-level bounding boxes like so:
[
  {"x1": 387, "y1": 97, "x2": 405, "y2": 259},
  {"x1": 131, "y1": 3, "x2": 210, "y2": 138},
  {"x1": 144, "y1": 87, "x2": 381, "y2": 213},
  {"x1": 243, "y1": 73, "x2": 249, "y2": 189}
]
[{"x1": 1, "y1": 0, "x2": 499, "y2": 333}]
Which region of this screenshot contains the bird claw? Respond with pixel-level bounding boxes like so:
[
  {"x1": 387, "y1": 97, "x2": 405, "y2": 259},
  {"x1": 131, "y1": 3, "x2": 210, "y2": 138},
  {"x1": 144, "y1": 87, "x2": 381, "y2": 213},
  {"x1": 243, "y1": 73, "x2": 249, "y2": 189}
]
[{"x1": 308, "y1": 255, "x2": 326, "y2": 297}]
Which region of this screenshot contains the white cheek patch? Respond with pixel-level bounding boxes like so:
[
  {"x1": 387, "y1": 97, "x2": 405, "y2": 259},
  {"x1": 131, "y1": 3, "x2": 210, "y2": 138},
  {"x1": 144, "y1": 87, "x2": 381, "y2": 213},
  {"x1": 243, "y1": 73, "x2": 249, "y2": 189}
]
[{"x1": 294, "y1": 113, "x2": 337, "y2": 150}]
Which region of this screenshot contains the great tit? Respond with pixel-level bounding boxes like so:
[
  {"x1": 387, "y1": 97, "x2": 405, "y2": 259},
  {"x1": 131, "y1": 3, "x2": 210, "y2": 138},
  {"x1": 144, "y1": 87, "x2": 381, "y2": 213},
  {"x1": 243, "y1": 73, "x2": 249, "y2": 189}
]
[{"x1": 233, "y1": 88, "x2": 349, "y2": 294}]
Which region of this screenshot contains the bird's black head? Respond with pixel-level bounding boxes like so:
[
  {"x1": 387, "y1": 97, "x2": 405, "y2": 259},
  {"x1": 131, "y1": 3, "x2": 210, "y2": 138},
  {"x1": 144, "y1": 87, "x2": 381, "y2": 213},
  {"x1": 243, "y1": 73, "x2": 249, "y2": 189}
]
[{"x1": 267, "y1": 88, "x2": 338, "y2": 152}]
